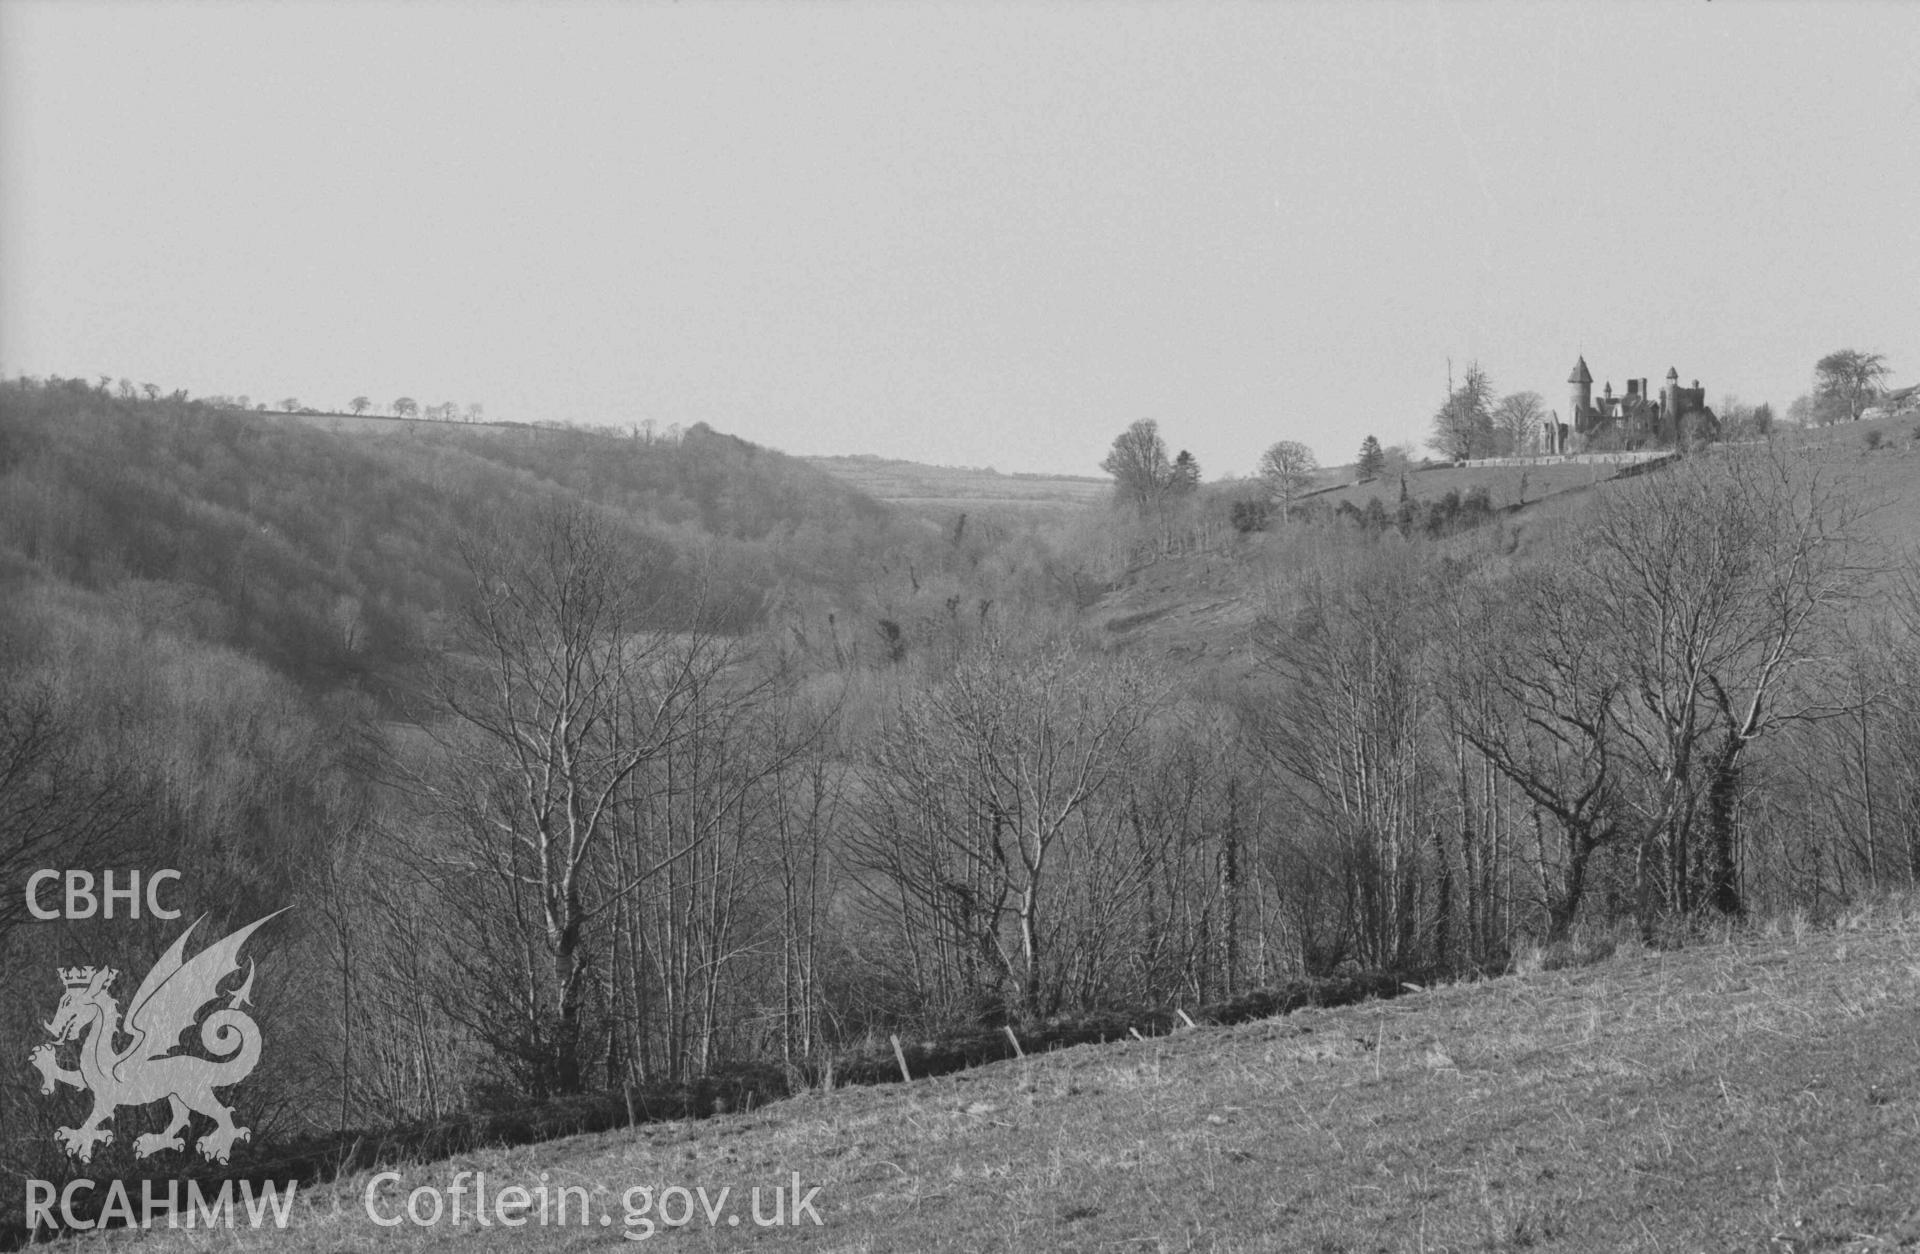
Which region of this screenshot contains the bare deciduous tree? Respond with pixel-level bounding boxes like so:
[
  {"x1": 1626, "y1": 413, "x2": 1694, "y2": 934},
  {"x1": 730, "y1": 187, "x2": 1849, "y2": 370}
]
[
  {"x1": 1579, "y1": 446, "x2": 1878, "y2": 920},
  {"x1": 1444, "y1": 565, "x2": 1625, "y2": 941},
  {"x1": 0, "y1": 684, "x2": 145, "y2": 942},
  {"x1": 1101, "y1": 419, "x2": 1174, "y2": 513},
  {"x1": 1430, "y1": 362, "x2": 1496, "y2": 461},
  {"x1": 1258, "y1": 440, "x2": 1319, "y2": 516},
  {"x1": 1253, "y1": 550, "x2": 1438, "y2": 970},
  {"x1": 1492, "y1": 391, "x2": 1544, "y2": 457},
  {"x1": 402, "y1": 505, "x2": 734, "y2": 1094},
  {"x1": 850, "y1": 633, "x2": 1164, "y2": 1020}
]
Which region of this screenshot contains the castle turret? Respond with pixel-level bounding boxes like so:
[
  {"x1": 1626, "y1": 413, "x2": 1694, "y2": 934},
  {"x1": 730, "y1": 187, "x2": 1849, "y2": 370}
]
[
  {"x1": 1569, "y1": 356, "x2": 1593, "y2": 432},
  {"x1": 1663, "y1": 366, "x2": 1681, "y2": 419}
]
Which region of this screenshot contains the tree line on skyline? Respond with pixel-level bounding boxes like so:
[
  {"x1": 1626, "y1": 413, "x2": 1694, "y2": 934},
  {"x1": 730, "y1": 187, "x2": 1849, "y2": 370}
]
[{"x1": 20, "y1": 371, "x2": 489, "y2": 427}]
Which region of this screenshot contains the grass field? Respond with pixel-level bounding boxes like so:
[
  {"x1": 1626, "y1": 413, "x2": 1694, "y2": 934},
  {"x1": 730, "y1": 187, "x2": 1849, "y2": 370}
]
[
  {"x1": 804, "y1": 455, "x2": 1111, "y2": 510},
  {"x1": 1789, "y1": 414, "x2": 1920, "y2": 550},
  {"x1": 108, "y1": 902, "x2": 1920, "y2": 1253},
  {"x1": 280, "y1": 411, "x2": 542, "y2": 439}
]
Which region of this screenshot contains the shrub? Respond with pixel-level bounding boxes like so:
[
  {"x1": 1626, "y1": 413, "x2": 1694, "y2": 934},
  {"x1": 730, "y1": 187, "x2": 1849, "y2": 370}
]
[{"x1": 1229, "y1": 499, "x2": 1272, "y2": 533}]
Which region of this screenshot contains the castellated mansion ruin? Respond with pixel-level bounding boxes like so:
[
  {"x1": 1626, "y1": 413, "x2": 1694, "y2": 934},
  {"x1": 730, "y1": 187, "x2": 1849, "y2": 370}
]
[{"x1": 1543, "y1": 356, "x2": 1718, "y2": 454}]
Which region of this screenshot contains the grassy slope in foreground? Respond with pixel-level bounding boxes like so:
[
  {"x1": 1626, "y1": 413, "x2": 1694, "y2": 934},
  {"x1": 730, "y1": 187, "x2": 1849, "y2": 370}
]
[{"x1": 114, "y1": 908, "x2": 1920, "y2": 1253}]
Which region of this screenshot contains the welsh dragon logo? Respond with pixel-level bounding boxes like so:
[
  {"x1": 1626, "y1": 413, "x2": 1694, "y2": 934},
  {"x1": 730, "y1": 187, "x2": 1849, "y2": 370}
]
[{"x1": 27, "y1": 911, "x2": 284, "y2": 1165}]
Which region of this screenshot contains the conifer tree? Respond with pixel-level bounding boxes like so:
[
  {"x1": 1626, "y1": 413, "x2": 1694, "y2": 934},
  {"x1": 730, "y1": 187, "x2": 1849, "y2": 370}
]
[{"x1": 1357, "y1": 435, "x2": 1386, "y2": 477}]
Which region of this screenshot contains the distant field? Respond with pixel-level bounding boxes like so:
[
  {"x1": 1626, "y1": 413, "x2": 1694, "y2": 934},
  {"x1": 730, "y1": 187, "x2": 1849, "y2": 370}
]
[
  {"x1": 806, "y1": 455, "x2": 1110, "y2": 509},
  {"x1": 127, "y1": 903, "x2": 1920, "y2": 1252},
  {"x1": 269, "y1": 427, "x2": 1117, "y2": 508},
  {"x1": 283, "y1": 411, "x2": 547, "y2": 440}
]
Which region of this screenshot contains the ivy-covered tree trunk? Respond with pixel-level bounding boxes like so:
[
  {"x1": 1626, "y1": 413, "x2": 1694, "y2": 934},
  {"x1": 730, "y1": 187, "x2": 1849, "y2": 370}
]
[{"x1": 1705, "y1": 737, "x2": 1746, "y2": 919}]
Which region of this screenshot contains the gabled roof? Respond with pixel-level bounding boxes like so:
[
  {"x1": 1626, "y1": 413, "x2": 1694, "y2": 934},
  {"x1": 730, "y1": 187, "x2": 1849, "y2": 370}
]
[{"x1": 1568, "y1": 356, "x2": 1592, "y2": 384}]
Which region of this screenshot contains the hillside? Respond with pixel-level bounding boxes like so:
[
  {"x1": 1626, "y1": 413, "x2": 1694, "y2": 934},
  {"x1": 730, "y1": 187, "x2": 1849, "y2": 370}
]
[
  {"x1": 1093, "y1": 424, "x2": 1920, "y2": 671},
  {"x1": 115, "y1": 905, "x2": 1920, "y2": 1252},
  {"x1": 1788, "y1": 412, "x2": 1920, "y2": 548},
  {"x1": 805, "y1": 453, "x2": 1111, "y2": 511},
  {"x1": 0, "y1": 381, "x2": 915, "y2": 697},
  {"x1": 1302, "y1": 456, "x2": 1639, "y2": 514}
]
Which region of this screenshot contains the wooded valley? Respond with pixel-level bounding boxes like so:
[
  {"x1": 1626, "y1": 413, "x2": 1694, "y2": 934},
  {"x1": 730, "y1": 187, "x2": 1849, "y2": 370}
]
[{"x1": 4, "y1": 377, "x2": 1918, "y2": 1220}]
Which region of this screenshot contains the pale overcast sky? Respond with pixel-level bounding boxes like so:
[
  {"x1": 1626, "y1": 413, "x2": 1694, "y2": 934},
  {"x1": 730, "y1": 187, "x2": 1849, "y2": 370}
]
[{"x1": 2, "y1": 2, "x2": 1915, "y2": 477}]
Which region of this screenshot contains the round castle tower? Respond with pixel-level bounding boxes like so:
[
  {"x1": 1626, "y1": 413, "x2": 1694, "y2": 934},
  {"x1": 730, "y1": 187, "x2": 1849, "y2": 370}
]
[{"x1": 1568, "y1": 356, "x2": 1593, "y2": 433}]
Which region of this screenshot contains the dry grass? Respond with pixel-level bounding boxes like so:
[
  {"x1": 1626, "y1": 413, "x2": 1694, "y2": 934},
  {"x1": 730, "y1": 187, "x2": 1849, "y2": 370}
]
[
  {"x1": 1789, "y1": 414, "x2": 1920, "y2": 551},
  {"x1": 106, "y1": 902, "x2": 1920, "y2": 1252}
]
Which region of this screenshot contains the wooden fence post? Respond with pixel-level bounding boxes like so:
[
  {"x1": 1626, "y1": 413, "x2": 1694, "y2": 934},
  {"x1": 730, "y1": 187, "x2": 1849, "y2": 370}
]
[{"x1": 890, "y1": 1034, "x2": 913, "y2": 1083}]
